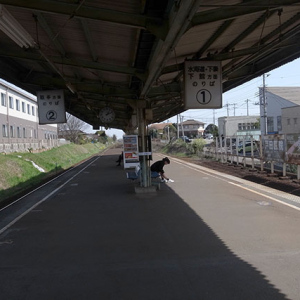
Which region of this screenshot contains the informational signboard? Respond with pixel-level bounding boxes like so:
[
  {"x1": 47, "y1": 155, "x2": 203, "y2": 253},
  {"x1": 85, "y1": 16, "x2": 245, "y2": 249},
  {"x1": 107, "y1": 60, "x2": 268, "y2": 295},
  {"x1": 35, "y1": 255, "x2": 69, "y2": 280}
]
[
  {"x1": 123, "y1": 135, "x2": 139, "y2": 169},
  {"x1": 263, "y1": 135, "x2": 285, "y2": 162},
  {"x1": 286, "y1": 134, "x2": 300, "y2": 164},
  {"x1": 37, "y1": 90, "x2": 66, "y2": 124},
  {"x1": 261, "y1": 134, "x2": 300, "y2": 165},
  {"x1": 184, "y1": 60, "x2": 222, "y2": 109}
]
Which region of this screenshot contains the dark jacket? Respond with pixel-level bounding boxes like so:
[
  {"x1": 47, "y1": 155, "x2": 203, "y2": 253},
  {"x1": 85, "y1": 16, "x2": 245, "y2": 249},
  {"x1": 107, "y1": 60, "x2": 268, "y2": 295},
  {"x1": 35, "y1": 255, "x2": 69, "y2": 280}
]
[{"x1": 151, "y1": 160, "x2": 165, "y2": 174}]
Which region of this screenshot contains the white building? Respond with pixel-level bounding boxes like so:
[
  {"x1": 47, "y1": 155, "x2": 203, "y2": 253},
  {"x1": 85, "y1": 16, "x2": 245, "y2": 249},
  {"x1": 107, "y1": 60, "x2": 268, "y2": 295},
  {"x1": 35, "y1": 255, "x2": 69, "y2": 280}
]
[
  {"x1": 259, "y1": 87, "x2": 300, "y2": 135},
  {"x1": 281, "y1": 106, "x2": 300, "y2": 134},
  {"x1": 218, "y1": 116, "x2": 260, "y2": 139},
  {"x1": 0, "y1": 79, "x2": 58, "y2": 152}
]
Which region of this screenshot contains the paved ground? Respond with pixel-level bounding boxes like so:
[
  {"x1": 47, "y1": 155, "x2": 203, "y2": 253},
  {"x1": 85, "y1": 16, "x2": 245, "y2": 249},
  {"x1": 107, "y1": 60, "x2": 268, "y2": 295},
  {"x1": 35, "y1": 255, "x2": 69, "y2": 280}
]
[
  {"x1": 185, "y1": 156, "x2": 300, "y2": 196},
  {"x1": 1, "y1": 148, "x2": 300, "y2": 299}
]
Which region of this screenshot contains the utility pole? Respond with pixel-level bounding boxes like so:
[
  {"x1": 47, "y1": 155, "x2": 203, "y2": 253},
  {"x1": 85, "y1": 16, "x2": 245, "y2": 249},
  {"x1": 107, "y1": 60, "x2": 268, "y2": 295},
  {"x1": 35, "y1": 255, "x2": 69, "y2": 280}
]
[
  {"x1": 180, "y1": 115, "x2": 185, "y2": 137},
  {"x1": 232, "y1": 103, "x2": 237, "y2": 116},
  {"x1": 176, "y1": 114, "x2": 179, "y2": 138},
  {"x1": 213, "y1": 109, "x2": 216, "y2": 125},
  {"x1": 224, "y1": 103, "x2": 230, "y2": 117},
  {"x1": 245, "y1": 99, "x2": 250, "y2": 116},
  {"x1": 262, "y1": 73, "x2": 268, "y2": 135}
]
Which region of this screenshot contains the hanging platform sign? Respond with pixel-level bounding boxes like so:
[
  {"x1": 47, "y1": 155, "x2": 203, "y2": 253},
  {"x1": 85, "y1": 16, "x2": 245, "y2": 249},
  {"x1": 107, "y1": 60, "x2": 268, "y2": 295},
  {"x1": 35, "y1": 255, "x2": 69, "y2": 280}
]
[
  {"x1": 184, "y1": 60, "x2": 222, "y2": 109},
  {"x1": 37, "y1": 90, "x2": 66, "y2": 124}
]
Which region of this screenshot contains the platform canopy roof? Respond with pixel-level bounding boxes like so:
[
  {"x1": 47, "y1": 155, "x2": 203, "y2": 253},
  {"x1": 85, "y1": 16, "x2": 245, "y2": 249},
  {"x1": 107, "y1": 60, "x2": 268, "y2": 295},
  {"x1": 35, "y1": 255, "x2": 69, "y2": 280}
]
[{"x1": 1, "y1": 1, "x2": 300, "y2": 131}]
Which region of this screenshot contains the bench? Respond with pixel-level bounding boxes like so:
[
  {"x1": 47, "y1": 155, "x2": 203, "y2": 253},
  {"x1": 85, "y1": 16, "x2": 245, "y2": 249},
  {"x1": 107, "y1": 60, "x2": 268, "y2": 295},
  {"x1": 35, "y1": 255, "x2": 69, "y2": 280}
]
[
  {"x1": 126, "y1": 165, "x2": 141, "y2": 180},
  {"x1": 126, "y1": 165, "x2": 160, "y2": 181}
]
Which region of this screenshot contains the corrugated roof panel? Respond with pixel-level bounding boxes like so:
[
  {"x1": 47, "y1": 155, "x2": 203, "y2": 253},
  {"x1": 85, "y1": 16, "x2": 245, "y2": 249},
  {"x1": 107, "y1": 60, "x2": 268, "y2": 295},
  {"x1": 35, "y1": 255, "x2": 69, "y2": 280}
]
[
  {"x1": 266, "y1": 87, "x2": 300, "y2": 105},
  {"x1": 2, "y1": 1, "x2": 300, "y2": 129},
  {"x1": 88, "y1": 20, "x2": 138, "y2": 65},
  {"x1": 84, "y1": 0, "x2": 142, "y2": 14},
  {"x1": 196, "y1": 0, "x2": 242, "y2": 13}
]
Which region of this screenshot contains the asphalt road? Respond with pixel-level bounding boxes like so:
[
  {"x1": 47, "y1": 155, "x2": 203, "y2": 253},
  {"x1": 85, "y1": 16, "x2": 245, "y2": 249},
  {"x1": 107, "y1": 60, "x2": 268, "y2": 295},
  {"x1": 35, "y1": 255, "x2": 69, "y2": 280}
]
[{"x1": 1, "y1": 148, "x2": 300, "y2": 299}]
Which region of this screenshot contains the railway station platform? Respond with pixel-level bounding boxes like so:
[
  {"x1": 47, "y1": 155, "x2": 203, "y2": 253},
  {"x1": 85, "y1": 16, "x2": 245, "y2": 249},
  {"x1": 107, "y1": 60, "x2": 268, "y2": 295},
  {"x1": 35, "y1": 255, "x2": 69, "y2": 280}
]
[{"x1": 1, "y1": 148, "x2": 300, "y2": 299}]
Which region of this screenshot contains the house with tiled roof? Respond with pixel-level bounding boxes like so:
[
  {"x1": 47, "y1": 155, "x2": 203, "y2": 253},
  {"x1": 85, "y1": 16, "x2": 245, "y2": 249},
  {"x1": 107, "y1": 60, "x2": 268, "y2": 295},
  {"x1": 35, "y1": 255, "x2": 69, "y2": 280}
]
[
  {"x1": 180, "y1": 119, "x2": 205, "y2": 138},
  {"x1": 148, "y1": 122, "x2": 174, "y2": 139},
  {"x1": 148, "y1": 122, "x2": 173, "y2": 132}
]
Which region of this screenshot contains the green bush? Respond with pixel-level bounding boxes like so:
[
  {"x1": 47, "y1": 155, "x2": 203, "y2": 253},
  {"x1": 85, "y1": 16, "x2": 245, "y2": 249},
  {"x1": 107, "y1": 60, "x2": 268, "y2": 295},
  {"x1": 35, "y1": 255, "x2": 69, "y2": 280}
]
[{"x1": 189, "y1": 138, "x2": 206, "y2": 154}]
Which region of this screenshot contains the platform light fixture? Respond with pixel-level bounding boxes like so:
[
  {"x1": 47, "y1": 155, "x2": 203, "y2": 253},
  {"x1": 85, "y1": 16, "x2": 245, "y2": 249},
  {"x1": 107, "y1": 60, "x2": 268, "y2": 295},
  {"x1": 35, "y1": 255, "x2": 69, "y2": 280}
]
[{"x1": 0, "y1": 4, "x2": 35, "y2": 48}]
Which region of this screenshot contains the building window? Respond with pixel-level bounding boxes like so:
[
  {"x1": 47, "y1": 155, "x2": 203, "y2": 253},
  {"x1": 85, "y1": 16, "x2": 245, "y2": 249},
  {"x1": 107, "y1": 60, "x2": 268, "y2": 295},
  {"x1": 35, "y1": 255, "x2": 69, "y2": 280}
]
[
  {"x1": 16, "y1": 99, "x2": 20, "y2": 111},
  {"x1": 17, "y1": 127, "x2": 21, "y2": 138},
  {"x1": 294, "y1": 118, "x2": 297, "y2": 125},
  {"x1": 2, "y1": 124, "x2": 8, "y2": 137},
  {"x1": 287, "y1": 118, "x2": 291, "y2": 126},
  {"x1": 267, "y1": 117, "x2": 274, "y2": 133},
  {"x1": 22, "y1": 102, "x2": 26, "y2": 113},
  {"x1": 10, "y1": 125, "x2": 14, "y2": 137},
  {"x1": 277, "y1": 116, "x2": 282, "y2": 131},
  {"x1": 27, "y1": 104, "x2": 30, "y2": 114},
  {"x1": 32, "y1": 106, "x2": 35, "y2": 116},
  {"x1": 23, "y1": 127, "x2": 26, "y2": 138},
  {"x1": 1, "y1": 93, "x2": 6, "y2": 107},
  {"x1": 34, "y1": 129, "x2": 37, "y2": 139},
  {"x1": 9, "y1": 96, "x2": 14, "y2": 109}
]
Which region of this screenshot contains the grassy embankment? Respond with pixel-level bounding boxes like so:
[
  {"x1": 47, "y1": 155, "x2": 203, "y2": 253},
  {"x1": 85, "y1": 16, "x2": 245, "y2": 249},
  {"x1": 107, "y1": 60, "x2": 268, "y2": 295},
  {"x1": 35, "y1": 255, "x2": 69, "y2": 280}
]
[
  {"x1": 156, "y1": 138, "x2": 207, "y2": 157},
  {"x1": 0, "y1": 143, "x2": 106, "y2": 203}
]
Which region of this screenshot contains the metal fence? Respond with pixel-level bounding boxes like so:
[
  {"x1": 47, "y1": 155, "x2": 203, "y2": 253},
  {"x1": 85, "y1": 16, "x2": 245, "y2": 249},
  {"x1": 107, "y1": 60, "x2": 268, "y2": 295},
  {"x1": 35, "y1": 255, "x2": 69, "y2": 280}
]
[{"x1": 203, "y1": 135, "x2": 300, "y2": 179}]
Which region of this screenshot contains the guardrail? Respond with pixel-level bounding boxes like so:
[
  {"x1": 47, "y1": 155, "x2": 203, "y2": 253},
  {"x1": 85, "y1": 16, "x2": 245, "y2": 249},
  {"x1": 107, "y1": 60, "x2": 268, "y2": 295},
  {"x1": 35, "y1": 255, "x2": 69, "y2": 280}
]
[{"x1": 203, "y1": 135, "x2": 300, "y2": 180}]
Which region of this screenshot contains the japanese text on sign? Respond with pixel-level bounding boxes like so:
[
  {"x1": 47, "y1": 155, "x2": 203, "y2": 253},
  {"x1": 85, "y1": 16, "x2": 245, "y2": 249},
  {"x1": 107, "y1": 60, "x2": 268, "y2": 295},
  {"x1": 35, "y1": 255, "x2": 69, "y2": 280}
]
[
  {"x1": 186, "y1": 65, "x2": 219, "y2": 88},
  {"x1": 37, "y1": 90, "x2": 66, "y2": 124},
  {"x1": 184, "y1": 61, "x2": 222, "y2": 109}
]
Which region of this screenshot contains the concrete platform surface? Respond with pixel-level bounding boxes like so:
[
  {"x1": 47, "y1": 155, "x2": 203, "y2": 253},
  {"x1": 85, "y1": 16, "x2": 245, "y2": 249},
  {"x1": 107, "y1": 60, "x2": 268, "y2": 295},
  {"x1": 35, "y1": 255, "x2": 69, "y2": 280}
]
[{"x1": 1, "y1": 148, "x2": 300, "y2": 299}]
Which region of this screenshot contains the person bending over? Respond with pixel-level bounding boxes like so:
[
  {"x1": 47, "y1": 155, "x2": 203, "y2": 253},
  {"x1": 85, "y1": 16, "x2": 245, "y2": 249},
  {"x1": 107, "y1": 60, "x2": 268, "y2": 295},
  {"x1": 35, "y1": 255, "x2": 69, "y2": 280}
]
[{"x1": 151, "y1": 157, "x2": 171, "y2": 182}]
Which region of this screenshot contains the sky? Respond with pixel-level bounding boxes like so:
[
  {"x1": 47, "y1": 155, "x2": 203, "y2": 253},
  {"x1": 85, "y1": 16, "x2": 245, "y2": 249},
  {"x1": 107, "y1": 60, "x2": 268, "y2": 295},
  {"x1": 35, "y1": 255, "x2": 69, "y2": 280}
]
[{"x1": 105, "y1": 57, "x2": 300, "y2": 139}]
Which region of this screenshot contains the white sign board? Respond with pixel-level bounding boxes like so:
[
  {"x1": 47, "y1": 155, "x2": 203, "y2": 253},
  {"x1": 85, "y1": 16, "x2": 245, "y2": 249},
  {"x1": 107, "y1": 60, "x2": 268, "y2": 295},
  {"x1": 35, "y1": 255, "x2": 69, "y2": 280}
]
[
  {"x1": 123, "y1": 135, "x2": 139, "y2": 169},
  {"x1": 184, "y1": 61, "x2": 222, "y2": 109},
  {"x1": 37, "y1": 90, "x2": 66, "y2": 124}
]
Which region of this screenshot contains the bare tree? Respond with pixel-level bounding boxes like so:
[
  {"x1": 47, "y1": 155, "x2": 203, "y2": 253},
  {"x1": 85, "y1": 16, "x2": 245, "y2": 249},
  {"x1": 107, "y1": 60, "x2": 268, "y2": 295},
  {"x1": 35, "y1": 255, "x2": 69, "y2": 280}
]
[{"x1": 58, "y1": 113, "x2": 89, "y2": 143}]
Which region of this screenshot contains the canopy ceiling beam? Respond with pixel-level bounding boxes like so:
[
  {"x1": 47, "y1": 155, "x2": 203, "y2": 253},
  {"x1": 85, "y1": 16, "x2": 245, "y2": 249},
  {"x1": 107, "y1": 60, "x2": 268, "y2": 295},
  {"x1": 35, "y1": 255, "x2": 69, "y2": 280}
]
[
  {"x1": 224, "y1": 38, "x2": 300, "y2": 91},
  {"x1": 190, "y1": 0, "x2": 300, "y2": 27},
  {"x1": 224, "y1": 11, "x2": 300, "y2": 71},
  {"x1": 223, "y1": 23, "x2": 300, "y2": 78},
  {"x1": 80, "y1": 19, "x2": 98, "y2": 62},
  {"x1": 171, "y1": 19, "x2": 234, "y2": 82},
  {"x1": 1, "y1": 0, "x2": 165, "y2": 34},
  {"x1": 147, "y1": 82, "x2": 181, "y2": 97},
  {"x1": 220, "y1": 10, "x2": 276, "y2": 54},
  {"x1": 22, "y1": 73, "x2": 138, "y2": 97},
  {"x1": 35, "y1": 12, "x2": 66, "y2": 57},
  {"x1": 140, "y1": 0, "x2": 203, "y2": 98},
  {"x1": 0, "y1": 49, "x2": 142, "y2": 77}
]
